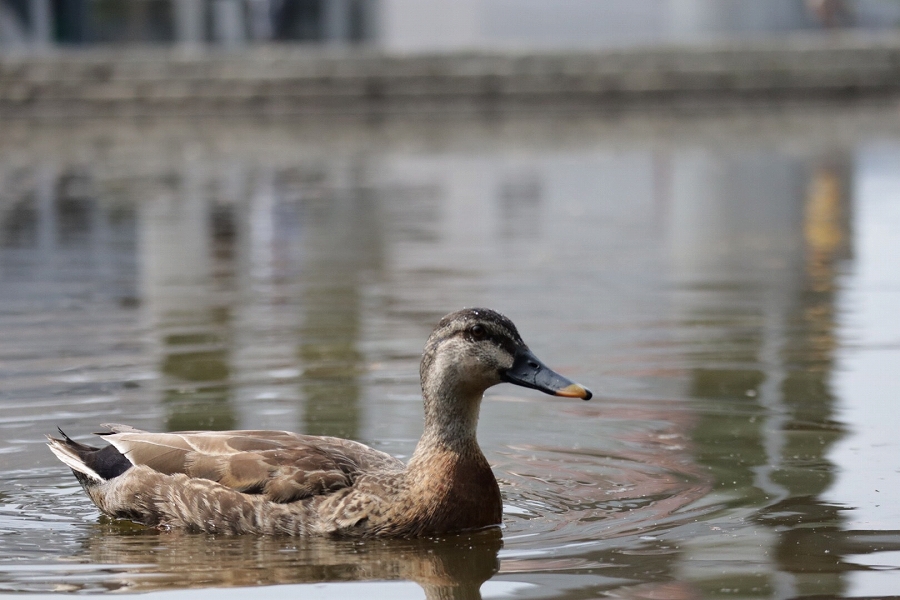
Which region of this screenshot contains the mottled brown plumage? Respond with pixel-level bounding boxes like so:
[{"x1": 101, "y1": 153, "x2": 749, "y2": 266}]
[{"x1": 47, "y1": 308, "x2": 591, "y2": 537}]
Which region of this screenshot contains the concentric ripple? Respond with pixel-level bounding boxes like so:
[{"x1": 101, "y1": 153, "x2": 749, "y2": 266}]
[{"x1": 496, "y1": 442, "x2": 717, "y2": 573}]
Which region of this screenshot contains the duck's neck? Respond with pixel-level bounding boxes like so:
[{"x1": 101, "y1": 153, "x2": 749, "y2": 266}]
[
  {"x1": 412, "y1": 361, "x2": 486, "y2": 459},
  {"x1": 401, "y1": 365, "x2": 502, "y2": 534}
]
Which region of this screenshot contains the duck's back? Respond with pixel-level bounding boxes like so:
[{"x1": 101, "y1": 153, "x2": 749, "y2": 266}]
[{"x1": 99, "y1": 424, "x2": 405, "y2": 504}]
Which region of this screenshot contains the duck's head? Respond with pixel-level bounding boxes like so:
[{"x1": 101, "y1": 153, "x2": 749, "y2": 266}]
[{"x1": 420, "y1": 308, "x2": 592, "y2": 404}]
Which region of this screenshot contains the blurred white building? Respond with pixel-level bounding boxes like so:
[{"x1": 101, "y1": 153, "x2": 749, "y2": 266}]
[{"x1": 378, "y1": 0, "x2": 821, "y2": 52}]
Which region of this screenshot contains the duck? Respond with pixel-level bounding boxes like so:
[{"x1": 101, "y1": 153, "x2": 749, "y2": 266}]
[{"x1": 47, "y1": 308, "x2": 592, "y2": 537}]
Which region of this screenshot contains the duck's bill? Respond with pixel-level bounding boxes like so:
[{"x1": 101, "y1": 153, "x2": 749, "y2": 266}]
[{"x1": 501, "y1": 348, "x2": 592, "y2": 400}]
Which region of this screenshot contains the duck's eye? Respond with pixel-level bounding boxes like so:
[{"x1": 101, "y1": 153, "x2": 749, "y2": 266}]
[{"x1": 469, "y1": 324, "x2": 487, "y2": 340}]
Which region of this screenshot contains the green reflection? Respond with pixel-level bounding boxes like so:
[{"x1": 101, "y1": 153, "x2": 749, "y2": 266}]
[
  {"x1": 297, "y1": 182, "x2": 383, "y2": 439},
  {"x1": 163, "y1": 387, "x2": 237, "y2": 432},
  {"x1": 145, "y1": 166, "x2": 237, "y2": 432},
  {"x1": 694, "y1": 574, "x2": 773, "y2": 598},
  {"x1": 299, "y1": 289, "x2": 364, "y2": 438},
  {"x1": 689, "y1": 368, "x2": 767, "y2": 500},
  {"x1": 691, "y1": 368, "x2": 765, "y2": 400},
  {"x1": 161, "y1": 349, "x2": 230, "y2": 382},
  {"x1": 299, "y1": 281, "x2": 366, "y2": 439},
  {"x1": 160, "y1": 307, "x2": 237, "y2": 431},
  {"x1": 160, "y1": 341, "x2": 234, "y2": 431}
]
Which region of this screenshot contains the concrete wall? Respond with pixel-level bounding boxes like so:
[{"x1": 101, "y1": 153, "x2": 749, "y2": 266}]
[{"x1": 1, "y1": 33, "x2": 900, "y2": 118}]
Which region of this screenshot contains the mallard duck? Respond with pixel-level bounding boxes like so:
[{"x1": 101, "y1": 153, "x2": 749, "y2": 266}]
[{"x1": 48, "y1": 308, "x2": 591, "y2": 537}]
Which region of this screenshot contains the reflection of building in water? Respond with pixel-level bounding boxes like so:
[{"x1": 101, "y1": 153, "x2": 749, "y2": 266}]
[
  {"x1": 3, "y1": 148, "x2": 384, "y2": 437},
  {"x1": 497, "y1": 169, "x2": 542, "y2": 240},
  {"x1": 137, "y1": 157, "x2": 238, "y2": 431},
  {"x1": 667, "y1": 147, "x2": 852, "y2": 596},
  {"x1": 0, "y1": 163, "x2": 142, "y2": 404},
  {"x1": 0, "y1": 120, "x2": 883, "y2": 595},
  {"x1": 669, "y1": 150, "x2": 808, "y2": 278},
  {"x1": 824, "y1": 145, "x2": 900, "y2": 596},
  {"x1": 0, "y1": 163, "x2": 136, "y2": 303},
  {"x1": 290, "y1": 157, "x2": 383, "y2": 439},
  {"x1": 224, "y1": 164, "x2": 304, "y2": 431},
  {"x1": 134, "y1": 153, "x2": 384, "y2": 437}
]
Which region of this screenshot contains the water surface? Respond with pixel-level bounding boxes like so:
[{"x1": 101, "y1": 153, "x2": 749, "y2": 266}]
[{"x1": 1, "y1": 105, "x2": 900, "y2": 598}]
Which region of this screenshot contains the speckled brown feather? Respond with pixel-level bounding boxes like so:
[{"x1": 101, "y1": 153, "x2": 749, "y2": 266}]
[{"x1": 100, "y1": 426, "x2": 402, "y2": 504}]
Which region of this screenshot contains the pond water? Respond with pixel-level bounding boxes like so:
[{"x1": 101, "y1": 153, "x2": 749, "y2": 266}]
[{"x1": 0, "y1": 104, "x2": 899, "y2": 599}]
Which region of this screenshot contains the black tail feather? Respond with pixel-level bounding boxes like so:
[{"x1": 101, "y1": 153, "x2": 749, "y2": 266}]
[
  {"x1": 56, "y1": 427, "x2": 97, "y2": 452},
  {"x1": 50, "y1": 428, "x2": 133, "y2": 481}
]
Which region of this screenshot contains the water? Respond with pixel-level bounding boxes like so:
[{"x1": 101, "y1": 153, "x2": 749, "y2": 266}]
[{"x1": 0, "y1": 104, "x2": 899, "y2": 599}]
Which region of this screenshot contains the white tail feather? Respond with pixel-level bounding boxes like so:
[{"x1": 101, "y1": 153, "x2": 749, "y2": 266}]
[{"x1": 46, "y1": 438, "x2": 103, "y2": 482}]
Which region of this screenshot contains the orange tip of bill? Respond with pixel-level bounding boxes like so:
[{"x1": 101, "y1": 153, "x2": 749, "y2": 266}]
[{"x1": 554, "y1": 383, "x2": 592, "y2": 400}]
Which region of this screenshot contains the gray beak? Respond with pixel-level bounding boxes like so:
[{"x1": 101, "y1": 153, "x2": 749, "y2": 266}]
[{"x1": 501, "y1": 347, "x2": 592, "y2": 400}]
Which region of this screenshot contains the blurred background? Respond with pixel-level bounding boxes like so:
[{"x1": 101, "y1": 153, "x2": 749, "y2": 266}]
[{"x1": 1, "y1": 0, "x2": 900, "y2": 50}]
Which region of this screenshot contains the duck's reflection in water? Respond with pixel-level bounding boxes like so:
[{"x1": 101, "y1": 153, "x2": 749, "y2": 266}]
[{"x1": 78, "y1": 521, "x2": 501, "y2": 599}]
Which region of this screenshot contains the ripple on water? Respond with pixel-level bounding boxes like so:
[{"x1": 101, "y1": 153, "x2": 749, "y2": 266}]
[
  {"x1": 0, "y1": 471, "x2": 99, "y2": 545},
  {"x1": 497, "y1": 443, "x2": 718, "y2": 571}
]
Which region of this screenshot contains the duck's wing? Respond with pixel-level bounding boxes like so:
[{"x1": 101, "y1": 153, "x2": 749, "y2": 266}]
[{"x1": 98, "y1": 424, "x2": 404, "y2": 503}]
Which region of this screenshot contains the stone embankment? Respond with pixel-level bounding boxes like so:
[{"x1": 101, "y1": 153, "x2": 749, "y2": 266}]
[{"x1": 1, "y1": 32, "x2": 899, "y2": 118}]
